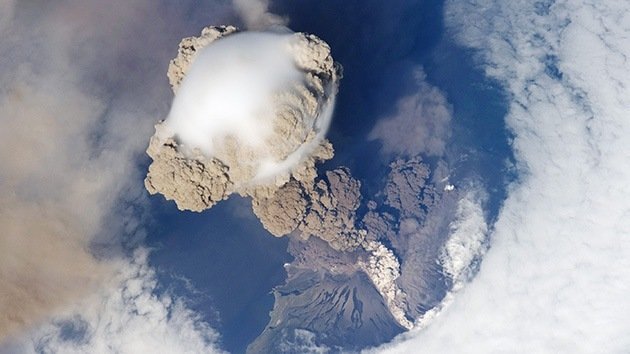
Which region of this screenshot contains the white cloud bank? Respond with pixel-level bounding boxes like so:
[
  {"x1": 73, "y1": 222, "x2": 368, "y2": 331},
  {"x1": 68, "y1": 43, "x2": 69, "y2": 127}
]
[
  {"x1": 17, "y1": 250, "x2": 224, "y2": 354},
  {"x1": 439, "y1": 190, "x2": 488, "y2": 290},
  {"x1": 375, "y1": 0, "x2": 630, "y2": 353}
]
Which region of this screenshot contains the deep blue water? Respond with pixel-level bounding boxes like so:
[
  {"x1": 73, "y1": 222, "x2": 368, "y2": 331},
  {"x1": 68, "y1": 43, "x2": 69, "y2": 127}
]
[
  {"x1": 145, "y1": 197, "x2": 291, "y2": 353},
  {"x1": 427, "y1": 40, "x2": 515, "y2": 223},
  {"x1": 143, "y1": 1, "x2": 514, "y2": 353}
]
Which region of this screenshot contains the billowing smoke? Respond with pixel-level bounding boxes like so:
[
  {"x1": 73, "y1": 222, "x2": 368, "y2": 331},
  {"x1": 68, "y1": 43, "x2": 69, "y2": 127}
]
[
  {"x1": 145, "y1": 26, "x2": 341, "y2": 212},
  {"x1": 143, "y1": 26, "x2": 424, "y2": 333}
]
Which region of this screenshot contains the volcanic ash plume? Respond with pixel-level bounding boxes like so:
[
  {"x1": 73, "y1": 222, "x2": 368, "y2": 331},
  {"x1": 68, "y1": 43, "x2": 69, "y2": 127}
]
[
  {"x1": 144, "y1": 27, "x2": 420, "y2": 331},
  {"x1": 145, "y1": 26, "x2": 341, "y2": 212}
]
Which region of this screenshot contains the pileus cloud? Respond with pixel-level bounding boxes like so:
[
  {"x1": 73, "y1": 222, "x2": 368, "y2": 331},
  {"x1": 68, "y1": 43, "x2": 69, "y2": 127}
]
[{"x1": 145, "y1": 26, "x2": 341, "y2": 212}]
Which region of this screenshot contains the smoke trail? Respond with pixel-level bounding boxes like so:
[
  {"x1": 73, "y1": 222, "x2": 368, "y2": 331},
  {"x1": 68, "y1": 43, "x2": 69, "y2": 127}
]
[{"x1": 233, "y1": 0, "x2": 287, "y2": 29}]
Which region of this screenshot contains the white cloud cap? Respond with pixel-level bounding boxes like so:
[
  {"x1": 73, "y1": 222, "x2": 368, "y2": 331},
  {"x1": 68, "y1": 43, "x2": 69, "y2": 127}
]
[{"x1": 164, "y1": 32, "x2": 300, "y2": 159}]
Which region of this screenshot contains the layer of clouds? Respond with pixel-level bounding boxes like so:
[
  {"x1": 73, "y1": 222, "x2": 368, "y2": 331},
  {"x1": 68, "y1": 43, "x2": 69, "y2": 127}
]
[
  {"x1": 439, "y1": 190, "x2": 488, "y2": 288},
  {"x1": 369, "y1": 68, "x2": 452, "y2": 157},
  {"x1": 14, "y1": 250, "x2": 223, "y2": 354},
  {"x1": 377, "y1": 0, "x2": 630, "y2": 352},
  {"x1": 1, "y1": 251, "x2": 223, "y2": 353},
  {"x1": 0, "y1": 0, "x2": 235, "y2": 348}
]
